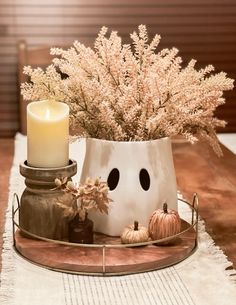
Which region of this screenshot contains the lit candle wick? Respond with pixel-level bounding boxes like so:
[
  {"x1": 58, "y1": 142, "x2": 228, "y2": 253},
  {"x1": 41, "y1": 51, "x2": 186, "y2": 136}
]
[{"x1": 45, "y1": 109, "x2": 51, "y2": 119}]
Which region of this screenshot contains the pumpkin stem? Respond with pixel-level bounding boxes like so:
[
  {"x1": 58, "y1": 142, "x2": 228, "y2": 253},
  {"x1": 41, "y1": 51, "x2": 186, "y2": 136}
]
[
  {"x1": 134, "y1": 221, "x2": 139, "y2": 231},
  {"x1": 163, "y1": 203, "x2": 168, "y2": 213}
]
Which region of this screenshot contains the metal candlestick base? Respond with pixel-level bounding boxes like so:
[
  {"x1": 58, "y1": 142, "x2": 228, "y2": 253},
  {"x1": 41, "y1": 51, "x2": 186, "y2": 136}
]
[{"x1": 19, "y1": 159, "x2": 77, "y2": 240}]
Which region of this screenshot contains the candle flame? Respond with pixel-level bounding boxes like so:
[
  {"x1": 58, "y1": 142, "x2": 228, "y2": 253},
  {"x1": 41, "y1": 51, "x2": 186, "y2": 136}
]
[{"x1": 45, "y1": 109, "x2": 51, "y2": 120}]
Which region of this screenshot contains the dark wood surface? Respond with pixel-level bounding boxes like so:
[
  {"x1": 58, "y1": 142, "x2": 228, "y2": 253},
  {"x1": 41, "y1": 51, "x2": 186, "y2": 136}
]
[
  {"x1": 172, "y1": 139, "x2": 236, "y2": 270},
  {"x1": 0, "y1": 138, "x2": 236, "y2": 272},
  {"x1": 0, "y1": 139, "x2": 14, "y2": 271}
]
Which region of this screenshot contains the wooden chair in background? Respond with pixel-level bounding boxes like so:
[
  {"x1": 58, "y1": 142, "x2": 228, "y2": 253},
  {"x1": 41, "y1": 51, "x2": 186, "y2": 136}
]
[{"x1": 18, "y1": 41, "x2": 54, "y2": 134}]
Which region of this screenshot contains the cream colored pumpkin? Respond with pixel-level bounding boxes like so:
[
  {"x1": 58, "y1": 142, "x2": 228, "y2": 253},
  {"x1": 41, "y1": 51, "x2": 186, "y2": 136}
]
[
  {"x1": 121, "y1": 221, "x2": 149, "y2": 244},
  {"x1": 148, "y1": 203, "x2": 181, "y2": 241}
]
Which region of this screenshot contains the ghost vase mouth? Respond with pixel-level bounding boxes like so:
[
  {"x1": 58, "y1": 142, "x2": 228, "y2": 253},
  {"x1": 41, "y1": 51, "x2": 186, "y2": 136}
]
[{"x1": 80, "y1": 137, "x2": 177, "y2": 236}]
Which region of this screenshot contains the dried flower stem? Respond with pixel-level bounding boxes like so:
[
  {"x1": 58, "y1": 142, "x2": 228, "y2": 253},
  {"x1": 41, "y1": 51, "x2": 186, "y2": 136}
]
[{"x1": 55, "y1": 177, "x2": 112, "y2": 221}]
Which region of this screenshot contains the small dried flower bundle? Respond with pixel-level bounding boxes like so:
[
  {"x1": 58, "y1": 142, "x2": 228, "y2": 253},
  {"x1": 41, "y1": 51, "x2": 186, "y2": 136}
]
[
  {"x1": 21, "y1": 25, "x2": 234, "y2": 155},
  {"x1": 55, "y1": 177, "x2": 112, "y2": 221}
]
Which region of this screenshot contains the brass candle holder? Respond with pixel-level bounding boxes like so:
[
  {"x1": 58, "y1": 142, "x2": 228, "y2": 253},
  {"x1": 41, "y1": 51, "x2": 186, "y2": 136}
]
[{"x1": 19, "y1": 159, "x2": 77, "y2": 240}]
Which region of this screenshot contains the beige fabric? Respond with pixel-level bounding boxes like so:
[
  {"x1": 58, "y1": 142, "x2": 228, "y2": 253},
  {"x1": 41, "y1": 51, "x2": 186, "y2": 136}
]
[{"x1": 0, "y1": 133, "x2": 236, "y2": 305}]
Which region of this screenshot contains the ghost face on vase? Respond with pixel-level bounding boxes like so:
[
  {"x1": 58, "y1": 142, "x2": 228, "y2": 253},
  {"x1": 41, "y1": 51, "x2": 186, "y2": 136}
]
[{"x1": 80, "y1": 138, "x2": 177, "y2": 236}]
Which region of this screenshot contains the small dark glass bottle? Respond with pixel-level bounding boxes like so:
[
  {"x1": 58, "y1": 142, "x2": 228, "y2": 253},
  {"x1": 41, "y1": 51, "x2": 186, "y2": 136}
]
[{"x1": 68, "y1": 213, "x2": 94, "y2": 244}]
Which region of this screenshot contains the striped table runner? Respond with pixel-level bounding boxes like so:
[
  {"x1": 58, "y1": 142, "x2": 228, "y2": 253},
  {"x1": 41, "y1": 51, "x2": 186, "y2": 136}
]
[{"x1": 63, "y1": 268, "x2": 195, "y2": 305}]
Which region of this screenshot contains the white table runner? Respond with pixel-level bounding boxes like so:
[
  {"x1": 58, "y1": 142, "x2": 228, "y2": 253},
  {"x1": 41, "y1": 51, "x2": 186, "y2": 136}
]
[{"x1": 0, "y1": 133, "x2": 236, "y2": 305}]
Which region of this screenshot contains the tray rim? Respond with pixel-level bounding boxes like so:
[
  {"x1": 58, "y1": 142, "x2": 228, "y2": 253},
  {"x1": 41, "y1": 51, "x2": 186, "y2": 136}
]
[
  {"x1": 12, "y1": 194, "x2": 199, "y2": 248},
  {"x1": 14, "y1": 235, "x2": 198, "y2": 276},
  {"x1": 12, "y1": 194, "x2": 199, "y2": 276}
]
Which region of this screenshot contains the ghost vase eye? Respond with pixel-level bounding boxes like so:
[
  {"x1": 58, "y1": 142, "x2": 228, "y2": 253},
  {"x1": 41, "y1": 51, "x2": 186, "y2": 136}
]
[
  {"x1": 139, "y1": 168, "x2": 150, "y2": 191},
  {"x1": 107, "y1": 168, "x2": 120, "y2": 191}
]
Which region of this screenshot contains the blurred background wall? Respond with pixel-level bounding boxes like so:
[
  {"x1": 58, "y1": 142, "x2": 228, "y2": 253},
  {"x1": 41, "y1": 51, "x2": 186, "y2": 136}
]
[{"x1": 0, "y1": 0, "x2": 235, "y2": 137}]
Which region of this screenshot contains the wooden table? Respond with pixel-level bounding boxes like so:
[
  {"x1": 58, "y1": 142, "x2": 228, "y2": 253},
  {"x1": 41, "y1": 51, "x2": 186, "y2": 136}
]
[
  {"x1": 0, "y1": 138, "x2": 236, "y2": 272},
  {"x1": 172, "y1": 139, "x2": 236, "y2": 271}
]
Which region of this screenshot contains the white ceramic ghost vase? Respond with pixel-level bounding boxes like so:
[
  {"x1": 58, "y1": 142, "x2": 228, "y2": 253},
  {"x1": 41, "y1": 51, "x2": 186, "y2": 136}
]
[{"x1": 80, "y1": 137, "x2": 177, "y2": 236}]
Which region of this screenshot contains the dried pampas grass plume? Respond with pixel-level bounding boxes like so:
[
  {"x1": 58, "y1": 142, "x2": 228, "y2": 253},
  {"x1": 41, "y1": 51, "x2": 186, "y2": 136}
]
[{"x1": 21, "y1": 25, "x2": 234, "y2": 156}]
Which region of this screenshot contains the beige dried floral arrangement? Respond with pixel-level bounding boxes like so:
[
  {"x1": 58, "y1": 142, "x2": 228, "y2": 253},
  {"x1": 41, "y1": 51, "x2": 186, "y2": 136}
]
[
  {"x1": 55, "y1": 177, "x2": 112, "y2": 221},
  {"x1": 21, "y1": 25, "x2": 234, "y2": 155}
]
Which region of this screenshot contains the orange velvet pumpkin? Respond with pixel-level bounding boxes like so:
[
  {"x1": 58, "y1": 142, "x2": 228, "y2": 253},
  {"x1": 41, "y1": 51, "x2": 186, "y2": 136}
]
[{"x1": 148, "y1": 203, "x2": 181, "y2": 241}]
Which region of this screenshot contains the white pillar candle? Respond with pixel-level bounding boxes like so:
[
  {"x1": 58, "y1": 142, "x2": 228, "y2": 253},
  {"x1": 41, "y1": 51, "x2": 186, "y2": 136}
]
[{"x1": 27, "y1": 100, "x2": 69, "y2": 168}]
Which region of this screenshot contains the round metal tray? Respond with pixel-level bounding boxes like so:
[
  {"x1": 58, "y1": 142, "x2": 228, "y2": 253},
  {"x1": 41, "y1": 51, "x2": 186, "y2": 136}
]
[{"x1": 12, "y1": 194, "x2": 199, "y2": 276}]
